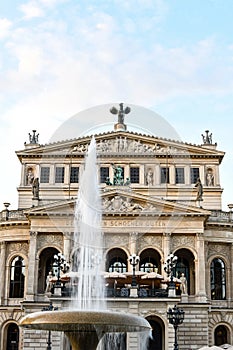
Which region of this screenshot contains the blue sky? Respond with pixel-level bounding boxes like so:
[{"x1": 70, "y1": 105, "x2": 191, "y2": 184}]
[{"x1": 0, "y1": 0, "x2": 232, "y2": 210}]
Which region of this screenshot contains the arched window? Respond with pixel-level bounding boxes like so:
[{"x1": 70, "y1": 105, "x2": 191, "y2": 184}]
[
  {"x1": 106, "y1": 249, "x2": 127, "y2": 273},
  {"x1": 139, "y1": 249, "x2": 161, "y2": 273},
  {"x1": 214, "y1": 325, "x2": 228, "y2": 345},
  {"x1": 211, "y1": 258, "x2": 226, "y2": 300},
  {"x1": 6, "y1": 323, "x2": 19, "y2": 350},
  {"x1": 9, "y1": 256, "x2": 25, "y2": 298}
]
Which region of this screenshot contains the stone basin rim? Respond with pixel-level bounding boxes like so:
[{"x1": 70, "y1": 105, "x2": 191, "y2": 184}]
[{"x1": 19, "y1": 310, "x2": 151, "y2": 333}]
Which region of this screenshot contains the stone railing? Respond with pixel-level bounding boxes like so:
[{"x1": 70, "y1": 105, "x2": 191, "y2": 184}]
[
  {"x1": 208, "y1": 210, "x2": 232, "y2": 223},
  {"x1": 0, "y1": 209, "x2": 26, "y2": 222}
]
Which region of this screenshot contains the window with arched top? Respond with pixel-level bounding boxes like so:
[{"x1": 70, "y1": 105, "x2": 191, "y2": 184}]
[
  {"x1": 9, "y1": 256, "x2": 25, "y2": 298},
  {"x1": 211, "y1": 258, "x2": 226, "y2": 300},
  {"x1": 139, "y1": 249, "x2": 161, "y2": 273},
  {"x1": 6, "y1": 323, "x2": 19, "y2": 350},
  {"x1": 106, "y1": 248, "x2": 127, "y2": 273},
  {"x1": 214, "y1": 324, "x2": 228, "y2": 345}
]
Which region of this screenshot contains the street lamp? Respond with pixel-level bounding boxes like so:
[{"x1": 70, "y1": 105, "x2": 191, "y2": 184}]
[
  {"x1": 228, "y1": 203, "x2": 233, "y2": 222},
  {"x1": 164, "y1": 253, "x2": 178, "y2": 297},
  {"x1": 53, "y1": 253, "x2": 69, "y2": 293},
  {"x1": 167, "y1": 304, "x2": 185, "y2": 350},
  {"x1": 41, "y1": 301, "x2": 58, "y2": 350},
  {"x1": 3, "y1": 202, "x2": 10, "y2": 221},
  {"x1": 129, "y1": 253, "x2": 140, "y2": 287}
]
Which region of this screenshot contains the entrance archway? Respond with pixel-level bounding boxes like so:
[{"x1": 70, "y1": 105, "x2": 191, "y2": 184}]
[
  {"x1": 146, "y1": 316, "x2": 164, "y2": 350},
  {"x1": 38, "y1": 247, "x2": 59, "y2": 293},
  {"x1": 174, "y1": 248, "x2": 195, "y2": 295}
]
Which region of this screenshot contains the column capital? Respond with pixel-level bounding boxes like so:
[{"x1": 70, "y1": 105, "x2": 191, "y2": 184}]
[{"x1": 30, "y1": 231, "x2": 38, "y2": 238}]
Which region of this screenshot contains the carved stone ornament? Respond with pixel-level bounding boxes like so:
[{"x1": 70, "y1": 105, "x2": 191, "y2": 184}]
[
  {"x1": 72, "y1": 137, "x2": 188, "y2": 155},
  {"x1": 37, "y1": 233, "x2": 63, "y2": 250},
  {"x1": 172, "y1": 235, "x2": 195, "y2": 251},
  {"x1": 105, "y1": 234, "x2": 129, "y2": 248},
  {"x1": 207, "y1": 243, "x2": 229, "y2": 260},
  {"x1": 7, "y1": 242, "x2": 29, "y2": 255},
  {"x1": 102, "y1": 195, "x2": 158, "y2": 213},
  {"x1": 138, "y1": 235, "x2": 162, "y2": 250}
]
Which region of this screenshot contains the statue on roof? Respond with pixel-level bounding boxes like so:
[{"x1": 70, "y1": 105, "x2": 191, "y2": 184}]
[
  {"x1": 201, "y1": 130, "x2": 212, "y2": 144},
  {"x1": 28, "y1": 130, "x2": 39, "y2": 144},
  {"x1": 110, "y1": 103, "x2": 131, "y2": 131}
]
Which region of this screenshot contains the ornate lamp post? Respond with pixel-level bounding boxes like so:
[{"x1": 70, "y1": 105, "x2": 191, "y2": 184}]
[
  {"x1": 228, "y1": 203, "x2": 233, "y2": 221},
  {"x1": 167, "y1": 304, "x2": 185, "y2": 350},
  {"x1": 3, "y1": 202, "x2": 10, "y2": 221},
  {"x1": 129, "y1": 253, "x2": 140, "y2": 287},
  {"x1": 53, "y1": 253, "x2": 69, "y2": 295},
  {"x1": 164, "y1": 253, "x2": 178, "y2": 297},
  {"x1": 41, "y1": 301, "x2": 58, "y2": 350}
]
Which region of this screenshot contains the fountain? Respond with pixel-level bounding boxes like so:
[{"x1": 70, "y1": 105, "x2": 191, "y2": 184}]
[{"x1": 20, "y1": 136, "x2": 151, "y2": 349}]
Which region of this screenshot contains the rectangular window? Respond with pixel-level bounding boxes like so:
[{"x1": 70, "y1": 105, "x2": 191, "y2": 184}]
[
  {"x1": 161, "y1": 167, "x2": 169, "y2": 184},
  {"x1": 55, "y1": 167, "x2": 64, "y2": 183},
  {"x1": 130, "y1": 167, "x2": 140, "y2": 183},
  {"x1": 175, "y1": 168, "x2": 185, "y2": 184},
  {"x1": 190, "y1": 167, "x2": 199, "y2": 184},
  {"x1": 70, "y1": 167, "x2": 79, "y2": 183},
  {"x1": 40, "y1": 167, "x2": 50, "y2": 183},
  {"x1": 100, "y1": 167, "x2": 109, "y2": 183}
]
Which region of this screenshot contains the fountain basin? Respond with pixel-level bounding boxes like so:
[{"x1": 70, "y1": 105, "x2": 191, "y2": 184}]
[{"x1": 20, "y1": 309, "x2": 151, "y2": 350}]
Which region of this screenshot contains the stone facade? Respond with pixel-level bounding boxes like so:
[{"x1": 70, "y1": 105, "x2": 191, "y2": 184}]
[{"x1": 0, "y1": 111, "x2": 233, "y2": 349}]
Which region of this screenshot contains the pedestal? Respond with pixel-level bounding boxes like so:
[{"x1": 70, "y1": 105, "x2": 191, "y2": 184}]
[
  {"x1": 53, "y1": 286, "x2": 62, "y2": 296},
  {"x1": 168, "y1": 282, "x2": 176, "y2": 297},
  {"x1": 181, "y1": 293, "x2": 188, "y2": 303},
  {"x1": 130, "y1": 287, "x2": 138, "y2": 298}
]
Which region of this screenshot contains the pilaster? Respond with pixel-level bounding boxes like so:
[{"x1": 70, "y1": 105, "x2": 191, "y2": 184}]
[{"x1": 26, "y1": 231, "x2": 38, "y2": 301}]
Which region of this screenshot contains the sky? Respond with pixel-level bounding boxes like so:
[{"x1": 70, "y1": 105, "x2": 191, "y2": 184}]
[{"x1": 0, "y1": 0, "x2": 233, "y2": 211}]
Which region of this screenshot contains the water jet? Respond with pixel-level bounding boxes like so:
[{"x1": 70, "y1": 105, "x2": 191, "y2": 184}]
[{"x1": 20, "y1": 136, "x2": 151, "y2": 349}]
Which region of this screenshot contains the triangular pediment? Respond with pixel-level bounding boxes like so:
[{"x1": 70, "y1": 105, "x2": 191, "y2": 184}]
[
  {"x1": 26, "y1": 189, "x2": 211, "y2": 218},
  {"x1": 16, "y1": 130, "x2": 224, "y2": 161}
]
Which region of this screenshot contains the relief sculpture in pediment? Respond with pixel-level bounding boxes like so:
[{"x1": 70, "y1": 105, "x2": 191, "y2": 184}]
[
  {"x1": 103, "y1": 196, "x2": 144, "y2": 212},
  {"x1": 73, "y1": 137, "x2": 186, "y2": 155},
  {"x1": 102, "y1": 195, "x2": 158, "y2": 213}
]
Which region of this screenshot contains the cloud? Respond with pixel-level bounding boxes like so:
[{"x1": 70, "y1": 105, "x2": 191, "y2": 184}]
[
  {"x1": 0, "y1": 18, "x2": 12, "y2": 39},
  {"x1": 19, "y1": 1, "x2": 44, "y2": 19}
]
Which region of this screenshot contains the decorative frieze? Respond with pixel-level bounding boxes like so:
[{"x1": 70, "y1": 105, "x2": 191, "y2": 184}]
[
  {"x1": 138, "y1": 234, "x2": 162, "y2": 250},
  {"x1": 207, "y1": 242, "x2": 230, "y2": 260},
  {"x1": 104, "y1": 234, "x2": 129, "y2": 248},
  {"x1": 37, "y1": 233, "x2": 63, "y2": 251},
  {"x1": 72, "y1": 137, "x2": 188, "y2": 155},
  {"x1": 7, "y1": 242, "x2": 29, "y2": 256},
  {"x1": 172, "y1": 235, "x2": 195, "y2": 250}
]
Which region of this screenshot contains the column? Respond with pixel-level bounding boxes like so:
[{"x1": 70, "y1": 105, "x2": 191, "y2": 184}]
[
  {"x1": 154, "y1": 164, "x2": 160, "y2": 185},
  {"x1": 21, "y1": 164, "x2": 26, "y2": 186},
  {"x1": 64, "y1": 164, "x2": 70, "y2": 185},
  {"x1": 195, "y1": 232, "x2": 207, "y2": 302},
  {"x1": 170, "y1": 165, "x2": 175, "y2": 185},
  {"x1": 230, "y1": 244, "x2": 233, "y2": 305},
  {"x1": 64, "y1": 232, "x2": 71, "y2": 263},
  {"x1": 0, "y1": 242, "x2": 6, "y2": 303},
  {"x1": 139, "y1": 165, "x2": 145, "y2": 185},
  {"x1": 185, "y1": 165, "x2": 190, "y2": 185},
  {"x1": 199, "y1": 165, "x2": 205, "y2": 184},
  {"x1": 124, "y1": 164, "x2": 130, "y2": 181},
  {"x1": 26, "y1": 231, "x2": 38, "y2": 301},
  {"x1": 163, "y1": 232, "x2": 171, "y2": 265},
  {"x1": 215, "y1": 165, "x2": 220, "y2": 186}
]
